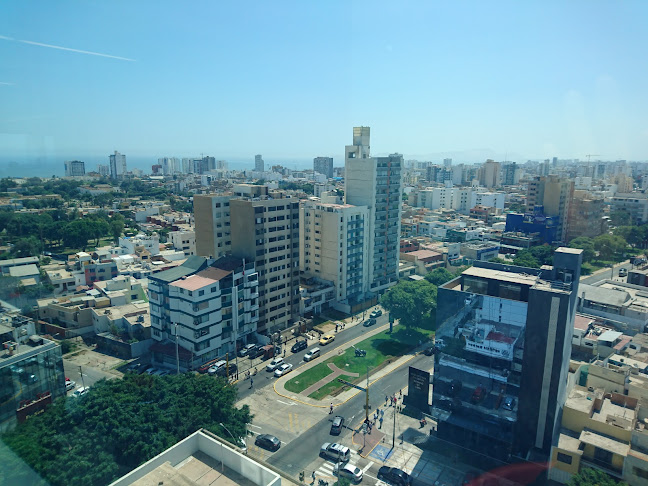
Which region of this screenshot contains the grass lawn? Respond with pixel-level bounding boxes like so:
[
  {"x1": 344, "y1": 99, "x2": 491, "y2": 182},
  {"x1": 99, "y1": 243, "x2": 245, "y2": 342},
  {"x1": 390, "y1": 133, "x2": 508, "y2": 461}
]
[{"x1": 285, "y1": 324, "x2": 434, "y2": 400}]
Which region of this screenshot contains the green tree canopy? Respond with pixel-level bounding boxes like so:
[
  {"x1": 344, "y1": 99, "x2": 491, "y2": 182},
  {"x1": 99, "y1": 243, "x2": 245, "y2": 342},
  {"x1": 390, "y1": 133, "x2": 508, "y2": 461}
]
[
  {"x1": 425, "y1": 268, "x2": 456, "y2": 286},
  {"x1": 566, "y1": 468, "x2": 621, "y2": 486},
  {"x1": 594, "y1": 234, "x2": 626, "y2": 261},
  {"x1": 569, "y1": 237, "x2": 596, "y2": 263},
  {"x1": 380, "y1": 280, "x2": 437, "y2": 330},
  {"x1": 512, "y1": 250, "x2": 540, "y2": 268},
  {"x1": 2, "y1": 373, "x2": 251, "y2": 486},
  {"x1": 609, "y1": 210, "x2": 631, "y2": 227}
]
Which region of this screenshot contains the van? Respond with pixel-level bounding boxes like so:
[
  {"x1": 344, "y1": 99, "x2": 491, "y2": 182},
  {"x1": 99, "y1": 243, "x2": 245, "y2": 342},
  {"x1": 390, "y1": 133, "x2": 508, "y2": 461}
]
[
  {"x1": 207, "y1": 360, "x2": 227, "y2": 375},
  {"x1": 304, "y1": 348, "x2": 321, "y2": 361},
  {"x1": 320, "y1": 442, "x2": 351, "y2": 462}
]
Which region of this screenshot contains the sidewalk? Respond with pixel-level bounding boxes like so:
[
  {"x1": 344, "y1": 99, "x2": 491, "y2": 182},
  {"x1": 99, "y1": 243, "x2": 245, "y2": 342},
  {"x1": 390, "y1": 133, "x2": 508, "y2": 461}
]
[{"x1": 274, "y1": 321, "x2": 424, "y2": 408}]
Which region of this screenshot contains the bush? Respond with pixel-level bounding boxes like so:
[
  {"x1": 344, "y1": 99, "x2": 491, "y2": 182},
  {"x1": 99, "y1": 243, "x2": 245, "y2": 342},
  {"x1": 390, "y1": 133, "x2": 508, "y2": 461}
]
[
  {"x1": 580, "y1": 262, "x2": 594, "y2": 275},
  {"x1": 60, "y1": 340, "x2": 73, "y2": 354}
]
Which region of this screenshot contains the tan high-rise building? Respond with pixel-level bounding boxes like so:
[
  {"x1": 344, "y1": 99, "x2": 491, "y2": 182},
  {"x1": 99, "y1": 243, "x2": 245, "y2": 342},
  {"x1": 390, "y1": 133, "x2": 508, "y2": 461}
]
[
  {"x1": 566, "y1": 190, "x2": 607, "y2": 242},
  {"x1": 229, "y1": 186, "x2": 300, "y2": 333},
  {"x1": 194, "y1": 194, "x2": 232, "y2": 259},
  {"x1": 479, "y1": 160, "x2": 501, "y2": 188},
  {"x1": 300, "y1": 199, "x2": 369, "y2": 308},
  {"x1": 527, "y1": 175, "x2": 574, "y2": 243}
]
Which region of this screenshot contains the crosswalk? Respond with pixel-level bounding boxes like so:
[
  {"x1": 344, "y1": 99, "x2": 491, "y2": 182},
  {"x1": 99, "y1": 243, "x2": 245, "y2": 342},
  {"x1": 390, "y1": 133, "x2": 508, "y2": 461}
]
[{"x1": 314, "y1": 449, "x2": 374, "y2": 480}]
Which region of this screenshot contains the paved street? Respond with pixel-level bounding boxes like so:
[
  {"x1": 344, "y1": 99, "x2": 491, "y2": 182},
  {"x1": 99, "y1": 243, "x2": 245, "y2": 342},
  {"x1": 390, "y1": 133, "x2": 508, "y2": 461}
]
[
  {"x1": 234, "y1": 312, "x2": 391, "y2": 400},
  {"x1": 240, "y1": 351, "x2": 437, "y2": 484},
  {"x1": 579, "y1": 260, "x2": 632, "y2": 285}
]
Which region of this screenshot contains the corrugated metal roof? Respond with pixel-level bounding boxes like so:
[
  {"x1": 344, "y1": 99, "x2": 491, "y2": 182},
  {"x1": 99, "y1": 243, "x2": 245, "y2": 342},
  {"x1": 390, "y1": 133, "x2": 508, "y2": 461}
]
[{"x1": 149, "y1": 256, "x2": 207, "y2": 283}]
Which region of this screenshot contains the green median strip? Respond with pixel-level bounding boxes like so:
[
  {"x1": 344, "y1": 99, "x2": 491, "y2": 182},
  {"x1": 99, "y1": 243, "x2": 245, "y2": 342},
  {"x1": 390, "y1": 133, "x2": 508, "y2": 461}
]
[{"x1": 284, "y1": 362, "x2": 334, "y2": 393}]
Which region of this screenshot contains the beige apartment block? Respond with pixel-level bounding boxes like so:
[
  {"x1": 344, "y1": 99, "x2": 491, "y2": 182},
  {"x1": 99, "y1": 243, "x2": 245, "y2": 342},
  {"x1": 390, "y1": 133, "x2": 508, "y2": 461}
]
[{"x1": 194, "y1": 194, "x2": 232, "y2": 258}]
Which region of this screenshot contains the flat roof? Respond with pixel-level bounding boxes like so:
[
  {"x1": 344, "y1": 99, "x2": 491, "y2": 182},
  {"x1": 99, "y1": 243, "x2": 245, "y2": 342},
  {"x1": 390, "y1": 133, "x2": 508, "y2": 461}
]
[
  {"x1": 599, "y1": 330, "x2": 623, "y2": 342},
  {"x1": 462, "y1": 265, "x2": 539, "y2": 286},
  {"x1": 406, "y1": 249, "x2": 442, "y2": 259},
  {"x1": 579, "y1": 429, "x2": 630, "y2": 456},
  {"x1": 170, "y1": 275, "x2": 217, "y2": 291},
  {"x1": 9, "y1": 264, "x2": 39, "y2": 277},
  {"x1": 574, "y1": 314, "x2": 594, "y2": 331}
]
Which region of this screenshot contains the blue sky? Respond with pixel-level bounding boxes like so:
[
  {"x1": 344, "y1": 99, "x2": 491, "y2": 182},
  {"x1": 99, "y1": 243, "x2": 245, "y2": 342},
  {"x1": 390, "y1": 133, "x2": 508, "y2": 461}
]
[{"x1": 1, "y1": 1, "x2": 647, "y2": 167}]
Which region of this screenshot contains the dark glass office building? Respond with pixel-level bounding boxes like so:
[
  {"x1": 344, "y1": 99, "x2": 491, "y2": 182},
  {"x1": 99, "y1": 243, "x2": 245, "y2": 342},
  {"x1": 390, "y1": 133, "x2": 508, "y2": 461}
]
[{"x1": 431, "y1": 248, "x2": 582, "y2": 460}]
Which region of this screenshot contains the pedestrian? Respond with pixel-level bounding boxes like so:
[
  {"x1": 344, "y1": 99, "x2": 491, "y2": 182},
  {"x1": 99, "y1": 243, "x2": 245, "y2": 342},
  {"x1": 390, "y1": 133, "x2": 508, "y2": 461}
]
[
  {"x1": 380, "y1": 409, "x2": 385, "y2": 418},
  {"x1": 250, "y1": 377, "x2": 253, "y2": 389},
  {"x1": 312, "y1": 470, "x2": 316, "y2": 482},
  {"x1": 329, "y1": 403, "x2": 333, "y2": 414},
  {"x1": 385, "y1": 395, "x2": 389, "y2": 405},
  {"x1": 379, "y1": 416, "x2": 383, "y2": 429},
  {"x1": 399, "y1": 389, "x2": 402, "y2": 397}
]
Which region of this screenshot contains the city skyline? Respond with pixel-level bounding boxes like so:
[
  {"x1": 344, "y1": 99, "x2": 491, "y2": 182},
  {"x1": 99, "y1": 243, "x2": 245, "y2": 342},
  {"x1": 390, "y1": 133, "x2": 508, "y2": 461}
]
[{"x1": 1, "y1": 1, "x2": 647, "y2": 164}]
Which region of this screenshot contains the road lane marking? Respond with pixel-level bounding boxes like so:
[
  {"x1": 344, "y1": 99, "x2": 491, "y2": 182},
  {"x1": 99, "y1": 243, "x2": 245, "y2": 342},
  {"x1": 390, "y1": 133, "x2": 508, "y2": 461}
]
[
  {"x1": 249, "y1": 424, "x2": 262, "y2": 429},
  {"x1": 362, "y1": 461, "x2": 374, "y2": 473},
  {"x1": 277, "y1": 400, "x2": 296, "y2": 406}
]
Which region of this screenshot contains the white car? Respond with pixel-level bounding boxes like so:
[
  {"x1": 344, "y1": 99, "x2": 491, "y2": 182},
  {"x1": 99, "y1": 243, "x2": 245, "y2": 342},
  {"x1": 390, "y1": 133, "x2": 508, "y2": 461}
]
[
  {"x1": 266, "y1": 357, "x2": 284, "y2": 372},
  {"x1": 334, "y1": 463, "x2": 363, "y2": 484},
  {"x1": 72, "y1": 387, "x2": 90, "y2": 398},
  {"x1": 274, "y1": 363, "x2": 293, "y2": 377},
  {"x1": 65, "y1": 380, "x2": 76, "y2": 391}
]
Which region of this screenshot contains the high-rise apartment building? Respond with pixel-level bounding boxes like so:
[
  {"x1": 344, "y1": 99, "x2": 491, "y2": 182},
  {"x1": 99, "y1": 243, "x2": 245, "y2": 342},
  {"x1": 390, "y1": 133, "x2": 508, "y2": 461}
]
[
  {"x1": 432, "y1": 248, "x2": 582, "y2": 461},
  {"x1": 344, "y1": 127, "x2": 403, "y2": 295},
  {"x1": 148, "y1": 256, "x2": 259, "y2": 370},
  {"x1": 64, "y1": 160, "x2": 85, "y2": 177},
  {"x1": 300, "y1": 199, "x2": 369, "y2": 308},
  {"x1": 229, "y1": 185, "x2": 300, "y2": 333},
  {"x1": 527, "y1": 175, "x2": 574, "y2": 243},
  {"x1": 194, "y1": 194, "x2": 232, "y2": 259},
  {"x1": 97, "y1": 164, "x2": 110, "y2": 177},
  {"x1": 443, "y1": 158, "x2": 452, "y2": 168},
  {"x1": 158, "y1": 157, "x2": 180, "y2": 175},
  {"x1": 313, "y1": 157, "x2": 334, "y2": 179},
  {"x1": 109, "y1": 151, "x2": 127, "y2": 180},
  {"x1": 255, "y1": 154, "x2": 264, "y2": 172},
  {"x1": 479, "y1": 159, "x2": 501, "y2": 188},
  {"x1": 565, "y1": 190, "x2": 607, "y2": 242},
  {"x1": 502, "y1": 162, "x2": 520, "y2": 185}
]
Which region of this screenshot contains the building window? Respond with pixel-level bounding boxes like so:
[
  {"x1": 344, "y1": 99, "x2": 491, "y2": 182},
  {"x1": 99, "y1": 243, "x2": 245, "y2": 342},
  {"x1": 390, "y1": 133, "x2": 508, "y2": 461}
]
[
  {"x1": 634, "y1": 467, "x2": 648, "y2": 479},
  {"x1": 556, "y1": 453, "x2": 572, "y2": 465}
]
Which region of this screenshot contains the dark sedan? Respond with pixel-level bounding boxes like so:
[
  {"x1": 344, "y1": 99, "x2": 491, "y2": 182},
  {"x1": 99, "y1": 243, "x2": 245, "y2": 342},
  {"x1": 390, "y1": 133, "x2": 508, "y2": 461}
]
[
  {"x1": 291, "y1": 340, "x2": 308, "y2": 353},
  {"x1": 378, "y1": 466, "x2": 411, "y2": 486},
  {"x1": 255, "y1": 434, "x2": 281, "y2": 452}
]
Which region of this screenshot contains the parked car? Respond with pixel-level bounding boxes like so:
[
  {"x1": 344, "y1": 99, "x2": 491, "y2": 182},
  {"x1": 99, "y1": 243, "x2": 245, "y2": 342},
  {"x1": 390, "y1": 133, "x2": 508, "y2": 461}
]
[
  {"x1": 471, "y1": 386, "x2": 485, "y2": 403},
  {"x1": 370, "y1": 309, "x2": 383, "y2": 318},
  {"x1": 320, "y1": 442, "x2": 351, "y2": 462},
  {"x1": 330, "y1": 415, "x2": 344, "y2": 435},
  {"x1": 424, "y1": 346, "x2": 438, "y2": 356},
  {"x1": 207, "y1": 360, "x2": 227, "y2": 375},
  {"x1": 72, "y1": 387, "x2": 90, "y2": 398},
  {"x1": 274, "y1": 363, "x2": 293, "y2": 377},
  {"x1": 248, "y1": 346, "x2": 265, "y2": 359},
  {"x1": 304, "y1": 348, "x2": 321, "y2": 361},
  {"x1": 145, "y1": 368, "x2": 158, "y2": 375},
  {"x1": 65, "y1": 380, "x2": 76, "y2": 391},
  {"x1": 255, "y1": 434, "x2": 281, "y2": 451},
  {"x1": 319, "y1": 334, "x2": 335, "y2": 346},
  {"x1": 502, "y1": 396, "x2": 516, "y2": 411},
  {"x1": 127, "y1": 362, "x2": 145, "y2": 373},
  {"x1": 266, "y1": 357, "x2": 284, "y2": 372},
  {"x1": 238, "y1": 344, "x2": 257, "y2": 357},
  {"x1": 216, "y1": 363, "x2": 237, "y2": 377},
  {"x1": 363, "y1": 318, "x2": 377, "y2": 327},
  {"x1": 377, "y1": 466, "x2": 411, "y2": 486},
  {"x1": 291, "y1": 339, "x2": 308, "y2": 353},
  {"x1": 334, "y1": 463, "x2": 363, "y2": 483}
]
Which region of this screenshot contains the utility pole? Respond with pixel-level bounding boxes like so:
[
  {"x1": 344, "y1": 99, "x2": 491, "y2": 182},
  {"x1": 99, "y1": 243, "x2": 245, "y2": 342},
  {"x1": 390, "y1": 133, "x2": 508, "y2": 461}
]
[
  {"x1": 392, "y1": 406, "x2": 396, "y2": 448},
  {"x1": 365, "y1": 366, "x2": 370, "y2": 421}
]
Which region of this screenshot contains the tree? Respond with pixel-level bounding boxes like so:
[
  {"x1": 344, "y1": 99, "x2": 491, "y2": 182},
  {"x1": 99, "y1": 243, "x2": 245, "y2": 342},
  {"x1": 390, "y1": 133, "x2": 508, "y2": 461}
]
[
  {"x1": 62, "y1": 219, "x2": 89, "y2": 250},
  {"x1": 609, "y1": 210, "x2": 631, "y2": 227},
  {"x1": 11, "y1": 236, "x2": 42, "y2": 258},
  {"x1": 528, "y1": 245, "x2": 556, "y2": 266},
  {"x1": 2, "y1": 373, "x2": 251, "y2": 486},
  {"x1": 425, "y1": 268, "x2": 455, "y2": 286},
  {"x1": 567, "y1": 468, "x2": 621, "y2": 486},
  {"x1": 512, "y1": 250, "x2": 539, "y2": 268},
  {"x1": 489, "y1": 257, "x2": 508, "y2": 264},
  {"x1": 594, "y1": 234, "x2": 626, "y2": 261},
  {"x1": 380, "y1": 280, "x2": 437, "y2": 330},
  {"x1": 569, "y1": 237, "x2": 596, "y2": 263},
  {"x1": 110, "y1": 214, "x2": 125, "y2": 243}
]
